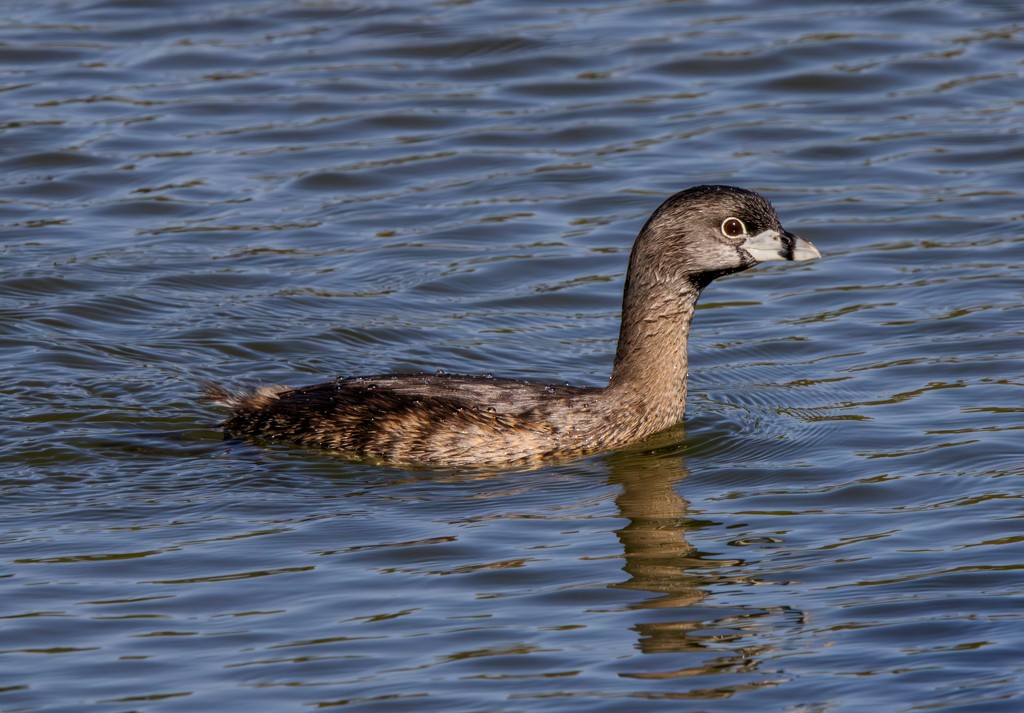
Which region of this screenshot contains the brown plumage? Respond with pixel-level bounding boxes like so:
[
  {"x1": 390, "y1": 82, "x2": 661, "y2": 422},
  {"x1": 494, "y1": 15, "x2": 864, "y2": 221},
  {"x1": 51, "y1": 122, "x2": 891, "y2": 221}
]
[{"x1": 203, "y1": 185, "x2": 820, "y2": 467}]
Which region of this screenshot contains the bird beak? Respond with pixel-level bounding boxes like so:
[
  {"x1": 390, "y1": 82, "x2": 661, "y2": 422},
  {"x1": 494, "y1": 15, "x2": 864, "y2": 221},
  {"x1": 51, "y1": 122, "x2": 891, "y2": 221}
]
[{"x1": 741, "y1": 229, "x2": 821, "y2": 262}]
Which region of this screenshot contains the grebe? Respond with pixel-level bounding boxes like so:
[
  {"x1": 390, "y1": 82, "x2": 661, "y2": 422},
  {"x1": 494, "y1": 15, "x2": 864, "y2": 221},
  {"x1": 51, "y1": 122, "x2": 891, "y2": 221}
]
[{"x1": 204, "y1": 185, "x2": 820, "y2": 467}]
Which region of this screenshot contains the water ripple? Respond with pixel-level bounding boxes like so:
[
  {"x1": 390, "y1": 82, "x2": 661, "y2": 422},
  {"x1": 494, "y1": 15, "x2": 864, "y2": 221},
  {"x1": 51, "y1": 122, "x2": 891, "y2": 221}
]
[{"x1": 2, "y1": 0, "x2": 1023, "y2": 711}]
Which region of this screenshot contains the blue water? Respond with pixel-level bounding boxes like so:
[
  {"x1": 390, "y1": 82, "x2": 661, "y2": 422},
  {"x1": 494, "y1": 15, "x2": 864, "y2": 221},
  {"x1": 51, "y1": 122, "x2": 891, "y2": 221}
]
[{"x1": 2, "y1": 1, "x2": 1022, "y2": 711}]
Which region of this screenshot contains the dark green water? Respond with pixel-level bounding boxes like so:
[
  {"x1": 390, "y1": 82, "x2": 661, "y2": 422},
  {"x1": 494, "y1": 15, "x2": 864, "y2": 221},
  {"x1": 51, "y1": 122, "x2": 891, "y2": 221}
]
[{"x1": 2, "y1": 1, "x2": 1022, "y2": 711}]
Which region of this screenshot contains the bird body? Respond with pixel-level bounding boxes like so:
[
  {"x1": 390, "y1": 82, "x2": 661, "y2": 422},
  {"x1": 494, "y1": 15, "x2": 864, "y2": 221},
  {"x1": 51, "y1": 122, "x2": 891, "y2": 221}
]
[{"x1": 204, "y1": 185, "x2": 820, "y2": 467}]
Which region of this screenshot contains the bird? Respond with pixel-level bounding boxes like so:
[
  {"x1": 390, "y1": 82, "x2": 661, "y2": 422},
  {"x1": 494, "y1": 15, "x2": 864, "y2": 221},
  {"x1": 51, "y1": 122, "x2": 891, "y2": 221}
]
[{"x1": 203, "y1": 185, "x2": 820, "y2": 468}]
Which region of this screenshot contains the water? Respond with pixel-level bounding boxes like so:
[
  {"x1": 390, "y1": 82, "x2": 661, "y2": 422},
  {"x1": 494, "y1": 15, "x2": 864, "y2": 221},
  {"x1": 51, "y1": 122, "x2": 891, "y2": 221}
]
[{"x1": 1, "y1": 0, "x2": 1022, "y2": 710}]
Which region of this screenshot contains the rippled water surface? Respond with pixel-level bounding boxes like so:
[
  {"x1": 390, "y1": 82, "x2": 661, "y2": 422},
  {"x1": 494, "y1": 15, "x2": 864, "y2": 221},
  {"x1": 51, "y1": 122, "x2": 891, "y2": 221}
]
[{"x1": 2, "y1": 0, "x2": 1022, "y2": 711}]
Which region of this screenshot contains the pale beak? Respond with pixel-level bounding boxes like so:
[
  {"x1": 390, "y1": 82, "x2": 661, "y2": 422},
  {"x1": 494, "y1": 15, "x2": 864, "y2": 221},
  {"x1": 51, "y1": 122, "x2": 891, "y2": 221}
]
[{"x1": 741, "y1": 229, "x2": 821, "y2": 262}]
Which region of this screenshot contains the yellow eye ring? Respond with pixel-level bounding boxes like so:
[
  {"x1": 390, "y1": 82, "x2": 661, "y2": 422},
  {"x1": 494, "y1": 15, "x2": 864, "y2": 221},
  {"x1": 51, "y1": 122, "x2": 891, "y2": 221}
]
[{"x1": 721, "y1": 217, "x2": 747, "y2": 238}]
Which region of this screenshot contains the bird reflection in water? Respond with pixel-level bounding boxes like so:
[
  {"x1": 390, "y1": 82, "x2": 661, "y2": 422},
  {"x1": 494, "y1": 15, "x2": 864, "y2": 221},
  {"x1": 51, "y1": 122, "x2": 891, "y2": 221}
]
[{"x1": 606, "y1": 435, "x2": 785, "y2": 688}]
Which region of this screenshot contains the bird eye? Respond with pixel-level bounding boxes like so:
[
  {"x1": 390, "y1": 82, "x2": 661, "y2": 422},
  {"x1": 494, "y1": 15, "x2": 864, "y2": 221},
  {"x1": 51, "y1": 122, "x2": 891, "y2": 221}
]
[{"x1": 721, "y1": 217, "x2": 746, "y2": 238}]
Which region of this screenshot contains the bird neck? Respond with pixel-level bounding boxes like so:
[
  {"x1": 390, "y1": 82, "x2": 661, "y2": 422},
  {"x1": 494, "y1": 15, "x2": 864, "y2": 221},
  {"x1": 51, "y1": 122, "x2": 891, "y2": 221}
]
[{"x1": 606, "y1": 278, "x2": 701, "y2": 432}]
